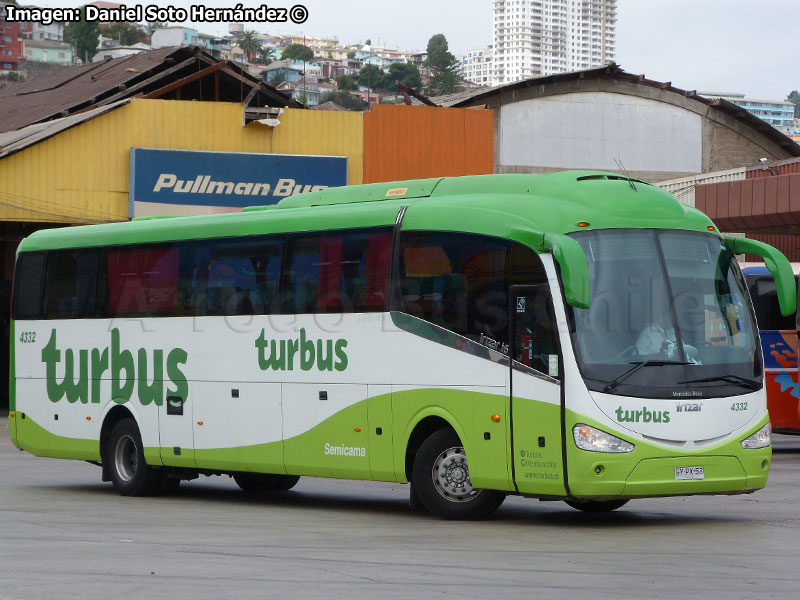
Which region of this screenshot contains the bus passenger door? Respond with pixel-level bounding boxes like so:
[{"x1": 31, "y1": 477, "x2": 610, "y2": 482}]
[
  {"x1": 159, "y1": 391, "x2": 195, "y2": 468},
  {"x1": 509, "y1": 285, "x2": 566, "y2": 496}
]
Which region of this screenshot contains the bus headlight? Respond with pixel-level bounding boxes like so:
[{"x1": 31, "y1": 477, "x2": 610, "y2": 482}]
[
  {"x1": 741, "y1": 423, "x2": 771, "y2": 449},
  {"x1": 573, "y1": 424, "x2": 634, "y2": 453}
]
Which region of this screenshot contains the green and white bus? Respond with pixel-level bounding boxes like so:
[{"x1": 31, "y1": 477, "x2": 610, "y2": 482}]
[{"x1": 9, "y1": 171, "x2": 796, "y2": 519}]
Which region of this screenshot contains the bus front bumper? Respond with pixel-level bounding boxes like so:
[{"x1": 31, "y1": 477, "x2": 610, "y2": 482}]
[{"x1": 567, "y1": 447, "x2": 771, "y2": 499}]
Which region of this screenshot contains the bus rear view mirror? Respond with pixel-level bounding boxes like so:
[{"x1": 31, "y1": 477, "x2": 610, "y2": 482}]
[
  {"x1": 543, "y1": 233, "x2": 590, "y2": 309},
  {"x1": 724, "y1": 236, "x2": 796, "y2": 316}
]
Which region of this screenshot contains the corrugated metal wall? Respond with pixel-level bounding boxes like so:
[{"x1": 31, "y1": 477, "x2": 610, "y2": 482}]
[
  {"x1": 657, "y1": 167, "x2": 746, "y2": 207},
  {"x1": 747, "y1": 233, "x2": 800, "y2": 261},
  {"x1": 362, "y1": 104, "x2": 493, "y2": 184},
  {"x1": 748, "y1": 157, "x2": 800, "y2": 179},
  {"x1": 0, "y1": 100, "x2": 493, "y2": 224},
  {"x1": 0, "y1": 99, "x2": 364, "y2": 223}
]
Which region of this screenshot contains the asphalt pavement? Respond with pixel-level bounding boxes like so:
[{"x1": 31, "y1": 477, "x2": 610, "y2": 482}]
[{"x1": 1, "y1": 420, "x2": 798, "y2": 600}]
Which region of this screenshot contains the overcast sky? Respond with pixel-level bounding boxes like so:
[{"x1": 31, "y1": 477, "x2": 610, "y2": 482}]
[{"x1": 44, "y1": 0, "x2": 799, "y2": 100}]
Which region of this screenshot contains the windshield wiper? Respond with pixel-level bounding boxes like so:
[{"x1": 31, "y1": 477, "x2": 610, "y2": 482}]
[
  {"x1": 603, "y1": 360, "x2": 690, "y2": 394},
  {"x1": 679, "y1": 375, "x2": 760, "y2": 391}
]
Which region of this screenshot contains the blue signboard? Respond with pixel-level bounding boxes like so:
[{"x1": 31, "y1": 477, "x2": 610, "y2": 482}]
[{"x1": 129, "y1": 148, "x2": 348, "y2": 217}]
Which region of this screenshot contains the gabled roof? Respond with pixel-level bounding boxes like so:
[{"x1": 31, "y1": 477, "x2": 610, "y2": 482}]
[
  {"x1": 0, "y1": 45, "x2": 300, "y2": 134},
  {"x1": 423, "y1": 63, "x2": 800, "y2": 156}
]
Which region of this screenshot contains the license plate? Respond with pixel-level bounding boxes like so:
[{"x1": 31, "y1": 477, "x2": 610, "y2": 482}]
[{"x1": 675, "y1": 466, "x2": 704, "y2": 480}]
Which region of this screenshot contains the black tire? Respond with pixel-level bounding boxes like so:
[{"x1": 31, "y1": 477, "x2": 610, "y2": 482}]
[
  {"x1": 412, "y1": 428, "x2": 506, "y2": 520},
  {"x1": 233, "y1": 473, "x2": 300, "y2": 493},
  {"x1": 106, "y1": 418, "x2": 161, "y2": 496},
  {"x1": 408, "y1": 482, "x2": 424, "y2": 512},
  {"x1": 564, "y1": 499, "x2": 629, "y2": 513}
]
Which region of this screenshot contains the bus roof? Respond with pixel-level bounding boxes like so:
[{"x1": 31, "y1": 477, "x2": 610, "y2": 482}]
[{"x1": 18, "y1": 171, "x2": 718, "y2": 253}]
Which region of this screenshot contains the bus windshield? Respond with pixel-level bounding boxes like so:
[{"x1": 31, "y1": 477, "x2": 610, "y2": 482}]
[{"x1": 567, "y1": 229, "x2": 760, "y2": 399}]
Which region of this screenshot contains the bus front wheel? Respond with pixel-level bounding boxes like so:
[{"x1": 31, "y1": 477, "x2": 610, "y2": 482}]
[
  {"x1": 412, "y1": 428, "x2": 506, "y2": 520},
  {"x1": 106, "y1": 418, "x2": 161, "y2": 496},
  {"x1": 233, "y1": 473, "x2": 300, "y2": 493},
  {"x1": 565, "y1": 499, "x2": 629, "y2": 512}
]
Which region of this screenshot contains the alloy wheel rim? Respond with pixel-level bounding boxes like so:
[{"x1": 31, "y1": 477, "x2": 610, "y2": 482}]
[
  {"x1": 431, "y1": 446, "x2": 481, "y2": 502},
  {"x1": 114, "y1": 434, "x2": 138, "y2": 482}
]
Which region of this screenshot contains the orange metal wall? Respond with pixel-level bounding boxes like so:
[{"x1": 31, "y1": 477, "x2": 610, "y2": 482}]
[{"x1": 362, "y1": 104, "x2": 493, "y2": 184}]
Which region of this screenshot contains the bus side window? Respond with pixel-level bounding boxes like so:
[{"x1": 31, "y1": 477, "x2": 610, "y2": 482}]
[
  {"x1": 748, "y1": 276, "x2": 795, "y2": 331},
  {"x1": 398, "y1": 232, "x2": 510, "y2": 347},
  {"x1": 42, "y1": 251, "x2": 99, "y2": 319},
  {"x1": 13, "y1": 253, "x2": 46, "y2": 320},
  {"x1": 105, "y1": 245, "x2": 179, "y2": 317},
  {"x1": 284, "y1": 228, "x2": 392, "y2": 314},
  {"x1": 198, "y1": 238, "x2": 284, "y2": 316}
]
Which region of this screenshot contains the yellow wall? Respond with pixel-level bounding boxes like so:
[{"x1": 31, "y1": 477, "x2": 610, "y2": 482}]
[{"x1": 0, "y1": 99, "x2": 364, "y2": 223}]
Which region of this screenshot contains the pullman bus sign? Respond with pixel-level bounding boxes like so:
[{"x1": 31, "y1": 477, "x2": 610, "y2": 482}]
[{"x1": 129, "y1": 148, "x2": 348, "y2": 217}]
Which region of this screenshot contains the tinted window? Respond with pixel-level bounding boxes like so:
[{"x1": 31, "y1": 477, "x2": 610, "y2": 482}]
[
  {"x1": 13, "y1": 253, "x2": 46, "y2": 320},
  {"x1": 746, "y1": 275, "x2": 797, "y2": 331},
  {"x1": 106, "y1": 246, "x2": 180, "y2": 316},
  {"x1": 399, "y1": 232, "x2": 509, "y2": 344},
  {"x1": 512, "y1": 284, "x2": 560, "y2": 377},
  {"x1": 193, "y1": 237, "x2": 283, "y2": 315},
  {"x1": 285, "y1": 229, "x2": 392, "y2": 313},
  {"x1": 42, "y1": 251, "x2": 99, "y2": 319},
  {"x1": 510, "y1": 243, "x2": 559, "y2": 374}
]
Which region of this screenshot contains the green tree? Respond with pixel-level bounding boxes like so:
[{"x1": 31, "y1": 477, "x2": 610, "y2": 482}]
[
  {"x1": 64, "y1": 7, "x2": 101, "y2": 63},
  {"x1": 336, "y1": 75, "x2": 358, "y2": 90},
  {"x1": 387, "y1": 62, "x2": 422, "y2": 91},
  {"x1": 254, "y1": 46, "x2": 277, "y2": 65},
  {"x1": 269, "y1": 71, "x2": 286, "y2": 86},
  {"x1": 347, "y1": 50, "x2": 356, "y2": 59},
  {"x1": 236, "y1": 30, "x2": 261, "y2": 63},
  {"x1": 358, "y1": 64, "x2": 387, "y2": 90},
  {"x1": 99, "y1": 22, "x2": 148, "y2": 46},
  {"x1": 296, "y1": 91, "x2": 308, "y2": 106},
  {"x1": 282, "y1": 43, "x2": 314, "y2": 62},
  {"x1": 146, "y1": 21, "x2": 169, "y2": 35},
  {"x1": 365, "y1": 39, "x2": 372, "y2": 46},
  {"x1": 788, "y1": 90, "x2": 800, "y2": 118},
  {"x1": 320, "y1": 90, "x2": 368, "y2": 111},
  {"x1": 423, "y1": 34, "x2": 463, "y2": 96}
]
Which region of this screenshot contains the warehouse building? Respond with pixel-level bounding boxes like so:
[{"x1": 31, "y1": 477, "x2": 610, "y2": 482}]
[{"x1": 429, "y1": 63, "x2": 800, "y2": 183}]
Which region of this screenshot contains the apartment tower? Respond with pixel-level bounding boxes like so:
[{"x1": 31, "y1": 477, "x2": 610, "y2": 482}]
[{"x1": 492, "y1": 0, "x2": 617, "y2": 85}]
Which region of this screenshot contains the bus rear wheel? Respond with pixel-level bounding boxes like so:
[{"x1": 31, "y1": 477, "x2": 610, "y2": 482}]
[
  {"x1": 565, "y1": 499, "x2": 629, "y2": 512},
  {"x1": 233, "y1": 473, "x2": 300, "y2": 493},
  {"x1": 412, "y1": 428, "x2": 506, "y2": 520},
  {"x1": 106, "y1": 418, "x2": 161, "y2": 496}
]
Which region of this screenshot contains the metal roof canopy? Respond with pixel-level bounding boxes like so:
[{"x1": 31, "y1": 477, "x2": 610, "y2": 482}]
[
  {"x1": 0, "y1": 45, "x2": 301, "y2": 134},
  {"x1": 696, "y1": 171, "x2": 800, "y2": 234}
]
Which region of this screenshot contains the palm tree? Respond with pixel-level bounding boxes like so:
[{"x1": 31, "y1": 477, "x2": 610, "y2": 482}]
[
  {"x1": 256, "y1": 46, "x2": 277, "y2": 65},
  {"x1": 236, "y1": 30, "x2": 261, "y2": 63}
]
